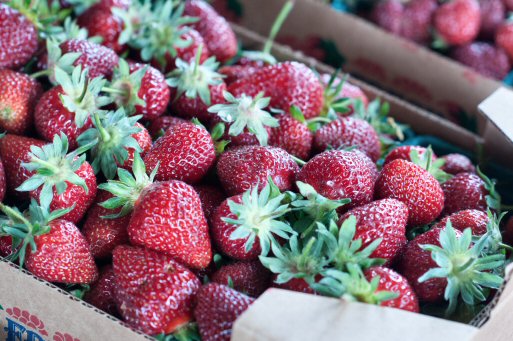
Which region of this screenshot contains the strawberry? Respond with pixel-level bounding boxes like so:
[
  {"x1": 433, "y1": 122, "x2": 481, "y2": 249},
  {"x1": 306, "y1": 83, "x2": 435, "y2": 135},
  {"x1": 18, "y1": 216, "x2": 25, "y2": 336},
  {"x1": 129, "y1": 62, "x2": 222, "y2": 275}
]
[
  {"x1": 219, "y1": 63, "x2": 263, "y2": 86},
  {"x1": 0, "y1": 199, "x2": 98, "y2": 284},
  {"x1": 433, "y1": 0, "x2": 481, "y2": 46},
  {"x1": 398, "y1": 224, "x2": 503, "y2": 312},
  {"x1": 193, "y1": 184, "x2": 226, "y2": 221},
  {"x1": 82, "y1": 190, "x2": 130, "y2": 259},
  {"x1": 321, "y1": 73, "x2": 369, "y2": 115},
  {"x1": 433, "y1": 209, "x2": 489, "y2": 235},
  {"x1": 0, "y1": 4, "x2": 38, "y2": 70},
  {"x1": 496, "y1": 21, "x2": 513, "y2": 60},
  {"x1": 0, "y1": 158, "x2": 4, "y2": 202},
  {"x1": 184, "y1": 0, "x2": 237, "y2": 63},
  {"x1": 0, "y1": 69, "x2": 43, "y2": 135},
  {"x1": 384, "y1": 145, "x2": 437, "y2": 165},
  {"x1": 83, "y1": 265, "x2": 119, "y2": 316},
  {"x1": 0, "y1": 236, "x2": 11, "y2": 257},
  {"x1": 338, "y1": 199, "x2": 409, "y2": 262},
  {"x1": 441, "y1": 171, "x2": 499, "y2": 214},
  {"x1": 273, "y1": 277, "x2": 317, "y2": 294},
  {"x1": 269, "y1": 112, "x2": 313, "y2": 160},
  {"x1": 451, "y1": 42, "x2": 511, "y2": 80},
  {"x1": 148, "y1": 115, "x2": 189, "y2": 139},
  {"x1": 107, "y1": 59, "x2": 170, "y2": 120},
  {"x1": 364, "y1": 266, "x2": 420, "y2": 313},
  {"x1": 17, "y1": 133, "x2": 97, "y2": 224},
  {"x1": 228, "y1": 61, "x2": 324, "y2": 119},
  {"x1": 441, "y1": 153, "x2": 476, "y2": 174},
  {"x1": 113, "y1": 245, "x2": 201, "y2": 335},
  {"x1": 401, "y1": 0, "x2": 438, "y2": 43},
  {"x1": 479, "y1": 0, "x2": 505, "y2": 39},
  {"x1": 77, "y1": 109, "x2": 152, "y2": 179},
  {"x1": 212, "y1": 261, "x2": 271, "y2": 297},
  {"x1": 297, "y1": 150, "x2": 377, "y2": 210},
  {"x1": 194, "y1": 283, "x2": 254, "y2": 341},
  {"x1": 60, "y1": 39, "x2": 119, "y2": 79},
  {"x1": 77, "y1": 4, "x2": 125, "y2": 53},
  {"x1": 372, "y1": 0, "x2": 403, "y2": 36},
  {"x1": 216, "y1": 145, "x2": 299, "y2": 196},
  {"x1": 167, "y1": 48, "x2": 226, "y2": 123},
  {"x1": 34, "y1": 66, "x2": 111, "y2": 150},
  {"x1": 375, "y1": 153, "x2": 445, "y2": 226},
  {"x1": 505, "y1": 0, "x2": 513, "y2": 10},
  {"x1": 126, "y1": 180, "x2": 212, "y2": 269},
  {"x1": 208, "y1": 91, "x2": 278, "y2": 147},
  {"x1": 211, "y1": 184, "x2": 293, "y2": 260},
  {"x1": 0, "y1": 134, "x2": 46, "y2": 201},
  {"x1": 313, "y1": 116, "x2": 381, "y2": 162},
  {"x1": 143, "y1": 122, "x2": 216, "y2": 184}
]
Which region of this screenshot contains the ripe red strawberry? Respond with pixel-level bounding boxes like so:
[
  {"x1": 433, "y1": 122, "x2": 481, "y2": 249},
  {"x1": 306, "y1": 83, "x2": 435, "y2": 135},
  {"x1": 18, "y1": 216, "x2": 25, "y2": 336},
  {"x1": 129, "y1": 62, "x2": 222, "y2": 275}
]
[
  {"x1": 496, "y1": 21, "x2": 513, "y2": 60},
  {"x1": 269, "y1": 113, "x2": 313, "y2": 160},
  {"x1": 228, "y1": 62, "x2": 324, "y2": 119},
  {"x1": 212, "y1": 261, "x2": 271, "y2": 297},
  {"x1": 61, "y1": 39, "x2": 119, "y2": 79},
  {"x1": 384, "y1": 145, "x2": 437, "y2": 165},
  {"x1": 0, "y1": 69, "x2": 43, "y2": 134},
  {"x1": 441, "y1": 172, "x2": 495, "y2": 214},
  {"x1": 128, "y1": 180, "x2": 212, "y2": 269},
  {"x1": 441, "y1": 153, "x2": 476, "y2": 174},
  {"x1": 398, "y1": 227, "x2": 452, "y2": 302},
  {"x1": 82, "y1": 191, "x2": 130, "y2": 259},
  {"x1": 219, "y1": 63, "x2": 263, "y2": 86},
  {"x1": 364, "y1": 266, "x2": 420, "y2": 313},
  {"x1": 338, "y1": 199, "x2": 409, "y2": 262},
  {"x1": 97, "y1": 0, "x2": 131, "y2": 9},
  {"x1": 193, "y1": 184, "x2": 226, "y2": 221},
  {"x1": 375, "y1": 159, "x2": 444, "y2": 226},
  {"x1": 313, "y1": 116, "x2": 381, "y2": 162},
  {"x1": 123, "y1": 123, "x2": 152, "y2": 169},
  {"x1": 372, "y1": 0, "x2": 403, "y2": 36},
  {"x1": 505, "y1": 0, "x2": 513, "y2": 10},
  {"x1": 0, "y1": 4, "x2": 38, "y2": 70},
  {"x1": 0, "y1": 134, "x2": 46, "y2": 201},
  {"x1": 17, "y1": 134, "x2": 97, "y2": 224},
  {"x1": 184, "y1": 0, "x2": 238, "y2": 63},
  {"x1": 479, "y1": 0, "x2": 505, "y2": 39},
  {"x1": 167, "y1": 51, "x2": 226, "y2": 123},
  {"x1": 211, "y1": 194, "x2": 262, "y2": 260},
  {"x1": 401, "y1": 0, "x2": 438, "y2": 43},
  {"x1": 77, "y1": 4, "x2": 125, "y2": 53},
  {"x1": 297, "y1": 150, "x2": 377, "y2": 210},
  {"x1": 148, "y1": 115, "x2": 189, "y2": 139},
  {"x1": 83, "y1": 265, "x2": 119, "y2": 316},
  {"x1": 0, "y1": 158, "x2": 4, "y2": 202},
  {"x1": 433, "y1": 209, "x2": 489, "y2": 235},
  {"x1": 216, "y1": 145, "x2": 299, "y2": 196},
  {"x1": 0, "y1": 236, "x2": 12, "y2": 257},
  {"x1": 451, "y1": 42, "x2": 511, "y2": 80},
  {"x1": 113, "y1": 245, "x2": 201, "y2": 335},
  {"x1": 433, "y1": 0, "x2": 481, "y2": 46},
  {"x1": 143, "y1": 123, "x2": 216, "y2": 184},
  {"x1": 273, "y1": 277, "x2": 317, "y2": 294},
  {"x1": 194, "y1": 283, "x2": 254, "y2": 341}
]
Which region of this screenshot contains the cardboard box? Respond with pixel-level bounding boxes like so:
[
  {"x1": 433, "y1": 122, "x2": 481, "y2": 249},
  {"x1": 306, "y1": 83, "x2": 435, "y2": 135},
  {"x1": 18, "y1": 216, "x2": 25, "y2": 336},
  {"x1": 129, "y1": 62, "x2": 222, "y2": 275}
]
[
  {"x1": 223, "y1": 0, "x2": 508, "y2": 129},
  {"x1": 0, "y1": 23, "x2": 512, "y2": 341}
]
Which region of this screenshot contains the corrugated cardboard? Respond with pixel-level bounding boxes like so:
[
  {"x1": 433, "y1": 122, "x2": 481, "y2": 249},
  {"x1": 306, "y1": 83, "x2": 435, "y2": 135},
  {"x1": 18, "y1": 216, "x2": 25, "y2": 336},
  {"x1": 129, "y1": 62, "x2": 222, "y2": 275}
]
[
  {"x1": 230, "y1": 0, "x2": 505, "y2": 123},
  {"x1": 0, "y1": 22, "x2": 510, "y2": 341}
]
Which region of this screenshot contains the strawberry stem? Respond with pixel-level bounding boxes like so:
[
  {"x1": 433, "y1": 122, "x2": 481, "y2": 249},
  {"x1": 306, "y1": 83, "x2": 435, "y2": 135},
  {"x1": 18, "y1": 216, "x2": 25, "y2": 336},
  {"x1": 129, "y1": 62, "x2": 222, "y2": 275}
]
[
  {"x1": 29, "y1": 69, "x2": 50, "y2": 79},
  {"x1": 291, "y1": 155, "x2": 306, "y2": 166},
  {"x1": 192, "y1": 44, "x2": 203, "y2": 78},
  {"x1": 263, "y1": 1, "x2": 294, "y2": 55},
  {"x1": 101, "y1": 87, "x2": 127, "y2": 96},
  {"x1": 92, "y1": 112, "x2": 111, "y2": 142}
]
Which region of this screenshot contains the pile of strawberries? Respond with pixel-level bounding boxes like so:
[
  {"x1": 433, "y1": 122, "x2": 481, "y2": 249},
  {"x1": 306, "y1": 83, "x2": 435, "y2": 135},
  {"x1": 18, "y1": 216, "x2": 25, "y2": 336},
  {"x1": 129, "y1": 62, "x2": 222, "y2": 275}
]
[
  {"x1": 0, "y1": 0, "x2": 510, "y2": 340},
  {"x1": 353, "y1": 0, "x2": 513, "y2": 81}
]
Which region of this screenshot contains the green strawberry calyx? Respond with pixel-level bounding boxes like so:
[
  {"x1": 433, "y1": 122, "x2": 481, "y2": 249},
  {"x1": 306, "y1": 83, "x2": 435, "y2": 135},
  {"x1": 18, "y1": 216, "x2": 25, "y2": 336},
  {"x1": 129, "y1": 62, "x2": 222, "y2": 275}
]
[
  {"x1": 224, "y1": 182, "x2": 295, "y2": 257},
  {"x1": 208, "y1": 91, "x2": 279, "y2": 146},
  {"x1": 55, "y1": 65, "x2": 112, "y2": 128},
  {"x1": 322, "y1": 71, "x2": 353, "y2": 118},
  {"x1": 0, "y1": 197, "x2": 72, "y2": 268},
  {"x1": 419, "y1": 220, "x2": 505, "y2": 316},
  {"x1": 104, "y1": 59, "x2": 147, "y2": 115},
  {"x1": 260, "y1": 234, "x2": 329, "y2": 289},
  {"x1": 166, "y1": 45, "x2": 224, "y2": 106},
  {"x1": 354, "y1": 98, "x2": 408, "y2": 142},
  {"x1": 409, "y1": 146, "x2": 452, "y2": 183},
  {"x1": 312, "y1": 264, "x2": 399, "y2": 305},
  {"x1": 16, "y1": 133, "x2": 94, "y2": 205},
  {"x1": 30, "y1": 39, "x2": 82, "y2": 84},
  {"x1": 476, "y1": 167, "x2": 501, "y2": 212},
  {"x1": 77, "y1": 108, "x2": 143, "y2": 180},
  {"x1": 98, "y1": 152, "x2": 158, "y2": 218},
  {"x1": 118, "y1": 1, "x2": 198, "y2": 70},
  {"x1": 319, "y1": 216, "x2": 385, "y2": 271}
]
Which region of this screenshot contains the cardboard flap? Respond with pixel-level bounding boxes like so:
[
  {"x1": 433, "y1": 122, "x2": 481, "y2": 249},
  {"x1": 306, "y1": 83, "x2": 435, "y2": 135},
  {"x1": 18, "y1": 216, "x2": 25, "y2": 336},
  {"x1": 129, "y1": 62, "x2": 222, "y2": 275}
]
[
  {"x1": 232, "y1": 289, "x2": 478, "y2": 341},
  {"x1": 478, "y1": 88, "x2": 513, "y2": 144}
]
